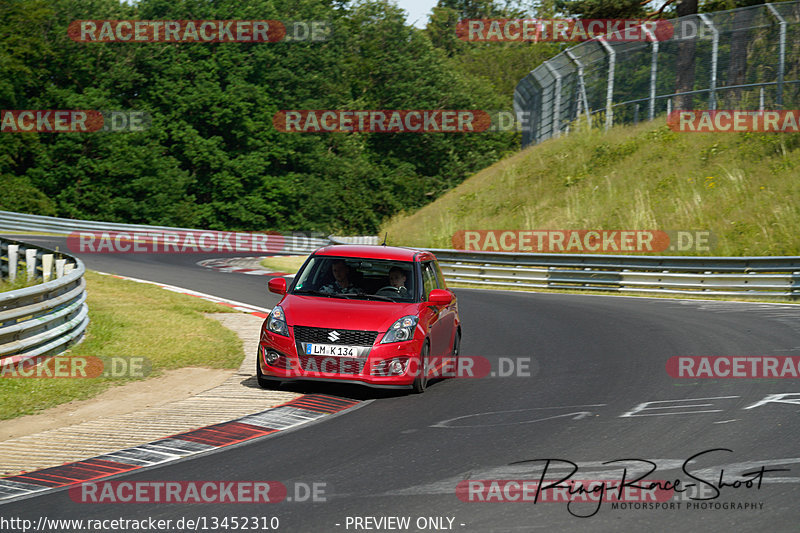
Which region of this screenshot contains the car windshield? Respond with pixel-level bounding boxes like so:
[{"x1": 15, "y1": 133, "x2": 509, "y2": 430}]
[{"x1": 291, "y1": 256, "x2": 417, "y2": 302}]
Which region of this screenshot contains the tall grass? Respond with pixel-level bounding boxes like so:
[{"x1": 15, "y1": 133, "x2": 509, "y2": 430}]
[{"x1": 381, "y1": 118, "x2": 800, "y2": 256}]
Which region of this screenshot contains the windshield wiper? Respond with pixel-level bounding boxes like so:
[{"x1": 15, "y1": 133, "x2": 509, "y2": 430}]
[
  {"x1": 347, "y1": 293, "x2": 396, "y2": 302},
  {"x1": 293, "y1": 289, "x2": 349, "y2": 299}
]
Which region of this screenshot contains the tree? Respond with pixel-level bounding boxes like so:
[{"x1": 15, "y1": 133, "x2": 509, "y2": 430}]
[
  {"x1": 554, "y1": 0, "x2": 647, "y2": 19},
  {"x1": 673, "y1": 0, "x2": 699, "y2": 110}
]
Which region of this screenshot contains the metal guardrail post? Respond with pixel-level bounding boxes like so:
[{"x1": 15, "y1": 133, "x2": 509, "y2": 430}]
[
  {"x1": 42, "y1": 254, "x2": 53, "y2": 282},
  {"x1": 698, "y1": 14, "x2": 719, "y2": 111},
  {"x1": 543, "y1": 62, "x2": 562, "y2": 137},
  {"x1": 599, "y1": 38, "x2": 615, "y2": 131},
  {"x1": 566, "y1": 49, "x2": 592, "y2": 127},
  {"x1": 649, "y1": 40, "x2": 659, "y2": 121},
  {"x1": 25, "y1": 249, "x2": 36, "y2": 280},
  {"x1": 8, "y1": 244, "x2": 18, "y2": 282},
  {"x1": 766, "y1": 3, "x2": 787, "y2": 108},
  {"x1": 1, "y1": 237, "x2": 89, "y2": 362}
]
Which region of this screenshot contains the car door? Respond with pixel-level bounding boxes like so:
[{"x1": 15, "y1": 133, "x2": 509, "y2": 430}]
[
  {"x1": 431, "y1": 259, "x2": 457, "y2": 355},
  {"x1": 421, "y1": 261, "x2": 449, "y2": 358}
]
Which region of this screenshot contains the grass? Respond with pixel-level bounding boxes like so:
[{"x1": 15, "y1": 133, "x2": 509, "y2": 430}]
[
  {"x1": 0, "y1": 270, "x2": 38, "y2": 293},
  {"x1": 259, "y1": 255, "x2": 308, "y2": 274},
  {"x1": 0, "y1": 270, "x2": 242, "y2": 420},
  {"x1": 380, "y1": 118, "x2": 800, "y2": 256}
]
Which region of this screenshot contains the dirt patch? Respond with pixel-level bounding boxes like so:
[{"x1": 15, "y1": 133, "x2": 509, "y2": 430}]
[{"x1": 0, "y1": 367, "x2": 232, "y2": 441}]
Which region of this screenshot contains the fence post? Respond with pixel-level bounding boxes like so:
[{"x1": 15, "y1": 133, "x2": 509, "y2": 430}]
[
  {"x1": 766, "y1": 3, "x2": 786, "y2": 108},
  {"x1": 42, "y1": 253, "x2": 53, "y2": 282},
  {"x1": 566, "y1": 49, "x2": 592, "y2": 127},
  {"x1": 544, "y1": 62, "x2": 562, "y2": 137},
  {"x1": 599, "y1": 38, "x2": 615, "y2": 130},
  {"x1": 25, "y1": 248, "x2": 37, "y2": 281},
  {"x1": 649, "y1": 41, "x2": 659, "y2": 120},
  {"x1": 56, "y1": 258, "x2": 66, "y2": 279},
  {"x1": 698, "y1": 14, "x2": 719, "y2": 111},
  {"x1": 7, "y1": 245, "x2": 18, "y2": 282}
]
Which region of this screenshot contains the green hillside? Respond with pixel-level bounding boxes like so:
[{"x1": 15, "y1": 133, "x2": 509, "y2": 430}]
[{"x1": 381, "y1": 119, "x2": 800, "y2": 256}]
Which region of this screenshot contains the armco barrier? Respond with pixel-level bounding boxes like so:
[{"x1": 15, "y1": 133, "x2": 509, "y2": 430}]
[
  {"x1": 0, "y1": 210, "x2": 329, "y2": 254},
  {"x1": 428, "y1": 249, "x2": 800, "y2": 298},
  {"x1": 7, "y1": 214, "x2": 796, "y2": 298},
  {"x1": 0, "y1": 237, "x2": 89, "y2": 364}
]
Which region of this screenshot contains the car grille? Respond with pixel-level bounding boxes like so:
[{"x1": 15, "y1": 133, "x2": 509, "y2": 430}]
[
  {"x1": 298, "y1": 355, "x2": 365, "y2": 375},
  {"x1": 293, "y1": 325, "x2": 378, "y2": 346}
]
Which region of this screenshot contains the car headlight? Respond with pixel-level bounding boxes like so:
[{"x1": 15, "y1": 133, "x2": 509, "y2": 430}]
[
  {"x1": 267, "y1": 305, "x2": 289, "y2": 337},
  {"x1": 381, "y1": 315, "x2": 418, "y2": 344}
]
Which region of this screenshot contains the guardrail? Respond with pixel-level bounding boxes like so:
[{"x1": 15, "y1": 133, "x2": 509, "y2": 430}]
[
  {"x1": 1, "y1": 237, "x2": 89, "y2": 364},
  {"x1": 7, "y1": 212, "x2": 796, "y2": 298},
  {"x1": 428, "y1": 249, "x2": 800, "y2": 298},
  {"x1": 328, "y1": 235, "x2": 381, "y2": 245},
  {"x1": 0, "y1": 210, "x2": 329, "y2": 254}
]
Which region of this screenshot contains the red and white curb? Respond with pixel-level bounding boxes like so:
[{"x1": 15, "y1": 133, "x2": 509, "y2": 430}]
[
  {"x1": 0, "y1": 395, "x2": 365, "y2": 503},
  {"x1": 94, "y1": 271, "x2": 272, "y2": 318},
  {"x1": 197, "y1": 256, "x2": 297, "y2": 277}
]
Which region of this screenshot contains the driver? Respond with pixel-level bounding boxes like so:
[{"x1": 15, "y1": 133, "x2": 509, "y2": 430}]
[
  {"x1": 320, "y1": 259, "x2": 360, "y2": 294},
  {"x1": 379, "y1": 266, "x2": 409, "y2": 297}
]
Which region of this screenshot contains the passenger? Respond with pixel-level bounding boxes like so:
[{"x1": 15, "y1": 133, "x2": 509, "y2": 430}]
[{"x1": 320, "y1": 259, "x2": 360, "y2": 294}]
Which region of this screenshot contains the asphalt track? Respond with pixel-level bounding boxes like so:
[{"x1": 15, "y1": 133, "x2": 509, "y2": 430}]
[{"x1": 3, "y1": 234, "x2": 800, "y2": 532}]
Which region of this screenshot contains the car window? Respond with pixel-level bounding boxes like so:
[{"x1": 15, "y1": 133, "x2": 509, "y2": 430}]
[
  {"x1": 421, "y1": 261, "x2": 439, "y2": 300},
  {"x1": 292, "y1": 256, "x2": 417, "y2": 302},
  {"x1": 432, "y1": 260, "x2": 447, "y2": 289}
]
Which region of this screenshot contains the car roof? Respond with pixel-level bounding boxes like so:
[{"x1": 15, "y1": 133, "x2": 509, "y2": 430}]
[{"x1": 312, "y1": 244, "x2": 435, "y2": 262}]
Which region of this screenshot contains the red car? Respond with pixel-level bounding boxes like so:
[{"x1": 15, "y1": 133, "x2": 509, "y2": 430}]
[{"x1": 257, "y1": 245, "x2": 460, "y2": 393}]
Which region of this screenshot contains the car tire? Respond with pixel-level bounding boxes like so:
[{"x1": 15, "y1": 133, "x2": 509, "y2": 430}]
[
  {"x1": 450, "y1": 329, "x2": 461, "y2": 378},
  {"x1": 411, "y1": 341, "x2": 430, "y2": 394},
  {"x1": 256, "y1": 355, "x2": 281, "y2": 390}
]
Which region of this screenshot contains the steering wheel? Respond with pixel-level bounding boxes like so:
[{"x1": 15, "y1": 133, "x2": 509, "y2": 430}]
[{"x1": 377, "y1": 286, "x2": 401, "y2": 293}]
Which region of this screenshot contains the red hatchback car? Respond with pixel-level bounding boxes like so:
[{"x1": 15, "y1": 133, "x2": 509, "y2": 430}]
[{"x1": 257, "y1": 245, "x2": 460, "y2": 393}]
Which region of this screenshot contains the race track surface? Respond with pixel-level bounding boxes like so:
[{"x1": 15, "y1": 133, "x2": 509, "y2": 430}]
[{"x1": 3, "y1": 235, "x2": 799, "y2": 532}]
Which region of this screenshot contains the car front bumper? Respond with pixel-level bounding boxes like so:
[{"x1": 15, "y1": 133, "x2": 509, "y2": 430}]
[{"x1": 258, "y1": 328, "x2": 424, "y2": 387}]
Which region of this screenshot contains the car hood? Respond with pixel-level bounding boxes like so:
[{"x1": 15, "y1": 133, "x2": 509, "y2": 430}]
[{"x1": 281, "y1": 295, "x2": 421, "y2": 332}]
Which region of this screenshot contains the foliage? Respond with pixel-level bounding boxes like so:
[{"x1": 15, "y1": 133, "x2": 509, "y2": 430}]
[{"x1": 0, "y1": 0, "x2": 520, "y2": 233}]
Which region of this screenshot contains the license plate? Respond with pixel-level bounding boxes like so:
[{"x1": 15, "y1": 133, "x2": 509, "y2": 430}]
[{"x1": 305, "y1": 343, "x2": 359, "y2": 357}]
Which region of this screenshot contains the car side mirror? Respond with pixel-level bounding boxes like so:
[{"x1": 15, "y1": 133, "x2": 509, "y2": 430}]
[
  {"x1": 268, "y1": 278, "x2": 287, "y2": 295},
  {"x1": 428, "y1": 289, "x2": 452, "y2": 306}
]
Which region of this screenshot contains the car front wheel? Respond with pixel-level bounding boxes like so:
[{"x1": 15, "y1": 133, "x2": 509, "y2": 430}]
[
  {"x1": 450, "y1": 330, "x2": 461, "y2": 378},
  {"x1": 411, "y1": 341, "x2": 430, "y2": 394}
]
